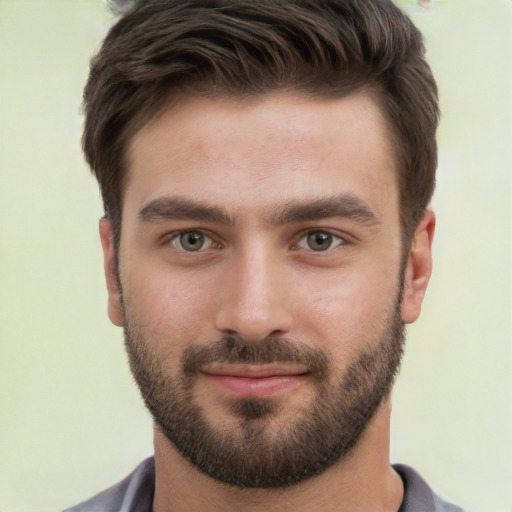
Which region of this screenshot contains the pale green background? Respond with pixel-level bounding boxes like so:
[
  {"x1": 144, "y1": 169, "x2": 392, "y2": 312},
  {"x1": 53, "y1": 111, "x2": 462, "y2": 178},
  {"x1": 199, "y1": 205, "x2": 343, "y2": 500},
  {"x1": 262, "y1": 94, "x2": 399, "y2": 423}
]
[{"x1": 0, "y1": 1, "x2": 510, "y2": 511}]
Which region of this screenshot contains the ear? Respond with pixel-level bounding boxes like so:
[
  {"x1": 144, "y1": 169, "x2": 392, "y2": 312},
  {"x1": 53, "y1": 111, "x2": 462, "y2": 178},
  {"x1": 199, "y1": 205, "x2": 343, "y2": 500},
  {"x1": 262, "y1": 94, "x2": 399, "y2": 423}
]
[
  {"x1": 99, "y1": 218, "x2": 125, "y2": 327},
  {"x1": 401, "y1": 209, "x2": 436, "y2": 324}
]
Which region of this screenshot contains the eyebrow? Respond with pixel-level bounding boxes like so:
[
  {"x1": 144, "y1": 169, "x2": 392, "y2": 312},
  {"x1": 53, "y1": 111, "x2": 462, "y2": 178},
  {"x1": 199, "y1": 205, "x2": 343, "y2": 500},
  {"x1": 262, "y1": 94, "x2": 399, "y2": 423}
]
[
  {"x1": 137, "y1": 193, "x2": 379, "y2": 227},
  {"x1": 138, "y1": 197, "x2": 237, "y2": 225},
  {"x1": 269, "y1": 194, "x2": 380, "y2": 227}
]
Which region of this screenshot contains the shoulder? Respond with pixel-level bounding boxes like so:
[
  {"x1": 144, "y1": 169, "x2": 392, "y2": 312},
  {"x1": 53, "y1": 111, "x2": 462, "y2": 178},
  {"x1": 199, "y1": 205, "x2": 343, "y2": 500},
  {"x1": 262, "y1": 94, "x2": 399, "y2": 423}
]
[
  {"x1": 393, "y1": 463, "x2": 466, "y2": 512},
  {"x1": 62, "y1": 457, "x2": 155, "y2": 512}
]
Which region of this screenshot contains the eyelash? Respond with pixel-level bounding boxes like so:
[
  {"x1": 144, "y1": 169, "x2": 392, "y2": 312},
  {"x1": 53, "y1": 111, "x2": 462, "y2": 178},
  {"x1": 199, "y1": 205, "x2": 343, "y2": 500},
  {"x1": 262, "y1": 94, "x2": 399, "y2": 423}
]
[
  {"x1": 166, "y1": 229, "x2": 347, "y2": 253},
  {"x1": 169, "y1": 230, "x2": 218, "y2": 252},
  {"x1": 295, "y1": 230, "x2": 346, "y2": 252}
]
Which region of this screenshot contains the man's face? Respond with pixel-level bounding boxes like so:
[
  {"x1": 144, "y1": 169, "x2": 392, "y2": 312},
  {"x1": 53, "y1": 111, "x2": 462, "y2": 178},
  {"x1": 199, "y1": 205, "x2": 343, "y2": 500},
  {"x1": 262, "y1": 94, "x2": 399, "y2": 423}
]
[{"x1": 101, "y1": 92, "x2": 431, "y2": 487}]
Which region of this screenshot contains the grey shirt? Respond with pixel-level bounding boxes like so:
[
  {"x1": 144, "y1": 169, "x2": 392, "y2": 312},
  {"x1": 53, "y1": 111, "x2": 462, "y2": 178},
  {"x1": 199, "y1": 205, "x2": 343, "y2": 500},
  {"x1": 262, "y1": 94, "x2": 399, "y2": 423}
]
[{"x1": 63, "y1": 457, "x2": 465, "y2": 512}]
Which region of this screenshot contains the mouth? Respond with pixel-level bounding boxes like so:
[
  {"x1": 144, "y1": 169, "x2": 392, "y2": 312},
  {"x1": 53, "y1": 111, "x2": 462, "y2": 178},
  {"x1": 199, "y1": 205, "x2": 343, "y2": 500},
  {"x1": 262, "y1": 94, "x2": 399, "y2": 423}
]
[{"x1": 201, "y1": 364, "x2": 309, "y2": 398}]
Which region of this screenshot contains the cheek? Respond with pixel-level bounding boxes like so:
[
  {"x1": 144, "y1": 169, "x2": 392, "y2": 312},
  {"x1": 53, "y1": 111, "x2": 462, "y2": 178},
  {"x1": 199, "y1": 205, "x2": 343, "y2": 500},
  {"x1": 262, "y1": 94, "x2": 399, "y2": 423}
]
[
  {"x1": 122, "y1": 267, "x2": 218, "y2": 345},
  {"x1": 294, "y1": 267, "x2": 399, "y2": 353}
]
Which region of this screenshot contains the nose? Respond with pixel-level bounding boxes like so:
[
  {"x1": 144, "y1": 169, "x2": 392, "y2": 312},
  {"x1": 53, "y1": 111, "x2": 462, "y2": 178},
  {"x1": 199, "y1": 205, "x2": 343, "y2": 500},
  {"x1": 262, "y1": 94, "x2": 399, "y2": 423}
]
[{"x1": 214, "y1": 244, "x2": 293, "y2": 341}]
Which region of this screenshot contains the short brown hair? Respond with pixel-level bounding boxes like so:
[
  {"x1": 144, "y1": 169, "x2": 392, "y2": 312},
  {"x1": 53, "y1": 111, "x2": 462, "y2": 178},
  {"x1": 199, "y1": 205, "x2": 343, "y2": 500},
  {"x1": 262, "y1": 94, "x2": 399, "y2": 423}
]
[{"x1": 83, "y1": 0, "x2": 439, "y2": 249}]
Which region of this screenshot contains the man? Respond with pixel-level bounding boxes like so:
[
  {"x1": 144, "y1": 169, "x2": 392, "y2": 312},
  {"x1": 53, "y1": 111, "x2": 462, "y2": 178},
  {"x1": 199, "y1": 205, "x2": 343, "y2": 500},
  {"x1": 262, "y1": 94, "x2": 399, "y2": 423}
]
[{"x1": 65, "y1": 0, "x2": 465, "y2": 510}]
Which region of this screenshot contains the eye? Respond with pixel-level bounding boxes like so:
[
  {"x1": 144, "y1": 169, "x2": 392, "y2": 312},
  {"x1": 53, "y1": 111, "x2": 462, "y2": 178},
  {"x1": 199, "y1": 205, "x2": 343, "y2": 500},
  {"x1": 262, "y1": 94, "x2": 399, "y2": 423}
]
[
  {"x1": 296, "y1": 231, "x2": 344, "y2": 252},
  {"x1": 171, "y1": 231, "x2": 214, "y2": 252}
]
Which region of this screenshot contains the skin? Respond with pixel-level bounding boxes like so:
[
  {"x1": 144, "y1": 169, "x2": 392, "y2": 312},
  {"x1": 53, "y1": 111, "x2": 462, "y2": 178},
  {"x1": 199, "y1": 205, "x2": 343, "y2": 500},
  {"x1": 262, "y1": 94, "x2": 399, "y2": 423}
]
[{"x1": 100, "y1": 91, "x2": 435, "y2": 512}]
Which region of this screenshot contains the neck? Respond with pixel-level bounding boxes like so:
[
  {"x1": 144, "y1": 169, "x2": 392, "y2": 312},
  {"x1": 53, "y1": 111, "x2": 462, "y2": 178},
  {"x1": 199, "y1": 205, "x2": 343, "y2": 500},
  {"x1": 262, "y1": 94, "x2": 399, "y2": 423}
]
[{"x1": 152, "y1": 399, "x2": 403, "y2": 512}]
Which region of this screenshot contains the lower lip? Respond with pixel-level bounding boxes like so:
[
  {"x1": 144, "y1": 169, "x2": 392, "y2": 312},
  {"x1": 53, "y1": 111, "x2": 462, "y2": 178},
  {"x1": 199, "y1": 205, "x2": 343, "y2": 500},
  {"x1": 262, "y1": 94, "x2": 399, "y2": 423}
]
[{"x1": 203, "y1": 374, "x2": 306, "y2": 398}]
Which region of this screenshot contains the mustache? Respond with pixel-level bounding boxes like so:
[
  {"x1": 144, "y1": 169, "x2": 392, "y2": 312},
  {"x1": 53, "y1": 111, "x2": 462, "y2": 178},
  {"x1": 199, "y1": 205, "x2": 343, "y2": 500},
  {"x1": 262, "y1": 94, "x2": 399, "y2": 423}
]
[{"x1": 181, "y1": 335, "x2": 329, "y2": 379}]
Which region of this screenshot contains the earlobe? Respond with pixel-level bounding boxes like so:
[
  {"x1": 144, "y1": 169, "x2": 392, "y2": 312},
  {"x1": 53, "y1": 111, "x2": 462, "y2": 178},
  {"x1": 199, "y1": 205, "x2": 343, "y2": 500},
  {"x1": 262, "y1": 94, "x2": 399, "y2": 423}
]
[
  {"x1": 401, "y1": 209, "x2": 436, "y2": 324},
  {"x1": 99, "y1": 218, "x2": 125, "y2": 327}
]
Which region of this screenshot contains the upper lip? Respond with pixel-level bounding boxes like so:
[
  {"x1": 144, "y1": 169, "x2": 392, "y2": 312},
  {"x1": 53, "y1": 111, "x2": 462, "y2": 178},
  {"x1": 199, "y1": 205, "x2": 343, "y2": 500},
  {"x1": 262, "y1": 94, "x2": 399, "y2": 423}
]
[{"x1": 201, "y1": 364, "x2": 308, "y2": 379}]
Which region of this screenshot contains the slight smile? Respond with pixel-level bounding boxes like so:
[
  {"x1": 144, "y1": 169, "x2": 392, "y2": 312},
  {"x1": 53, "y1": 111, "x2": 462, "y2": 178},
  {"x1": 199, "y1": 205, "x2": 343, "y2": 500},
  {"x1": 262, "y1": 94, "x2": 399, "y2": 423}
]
[{"x1": 201, "y1": 365, "x2": 309, "y2": 398}]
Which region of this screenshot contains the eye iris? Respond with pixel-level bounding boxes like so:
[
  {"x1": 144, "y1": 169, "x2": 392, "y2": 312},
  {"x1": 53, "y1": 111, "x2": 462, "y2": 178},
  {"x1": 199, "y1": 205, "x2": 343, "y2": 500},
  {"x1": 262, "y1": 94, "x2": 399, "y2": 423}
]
[
  {"x1": 307, "y1": 232, "x2": 332, "y2": 251},
  {"x1": 180, "y1": 232, "x2": 204, "y2": 251}
]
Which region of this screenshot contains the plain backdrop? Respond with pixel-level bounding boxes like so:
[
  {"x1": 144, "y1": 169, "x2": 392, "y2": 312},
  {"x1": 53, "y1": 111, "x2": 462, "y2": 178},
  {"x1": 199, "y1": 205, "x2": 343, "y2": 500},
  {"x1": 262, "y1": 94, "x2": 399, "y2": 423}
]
[{"x1": 0, "y1": 1, "x2": 510, "y2": 511}]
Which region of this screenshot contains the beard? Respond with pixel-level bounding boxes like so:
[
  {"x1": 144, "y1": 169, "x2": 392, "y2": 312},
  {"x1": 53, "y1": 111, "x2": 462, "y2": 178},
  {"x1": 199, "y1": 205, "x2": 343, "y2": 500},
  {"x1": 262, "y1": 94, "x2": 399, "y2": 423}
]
[{"x1": 123, "y1": 297, "x2": 405, "y2": 489}]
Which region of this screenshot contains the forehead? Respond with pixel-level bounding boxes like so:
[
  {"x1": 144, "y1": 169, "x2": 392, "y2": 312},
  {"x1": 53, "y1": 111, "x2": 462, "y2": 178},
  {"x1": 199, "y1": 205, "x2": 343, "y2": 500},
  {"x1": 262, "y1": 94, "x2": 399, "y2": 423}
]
[{"x1": 124, "y1": 91, "x2": 398, "y2": 220}]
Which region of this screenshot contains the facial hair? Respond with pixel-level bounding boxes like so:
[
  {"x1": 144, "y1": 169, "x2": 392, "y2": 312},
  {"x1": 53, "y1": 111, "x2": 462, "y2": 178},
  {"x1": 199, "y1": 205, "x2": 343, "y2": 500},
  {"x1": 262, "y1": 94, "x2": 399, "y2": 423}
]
[{"x1": 123, "y1": 298, "x2": 405, "y2": 489}]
